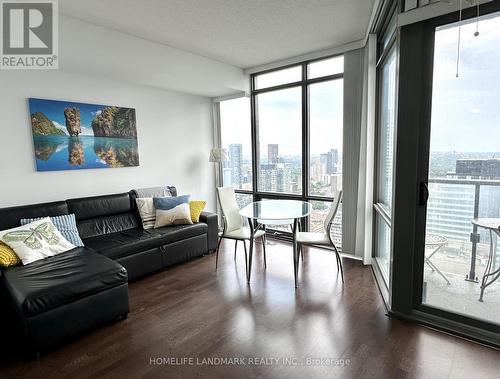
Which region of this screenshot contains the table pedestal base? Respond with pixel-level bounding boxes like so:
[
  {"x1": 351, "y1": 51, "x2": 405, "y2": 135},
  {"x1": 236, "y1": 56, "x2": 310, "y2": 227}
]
[{"x1": 479, "y1": 229, "x2": 500, "y2": 302}]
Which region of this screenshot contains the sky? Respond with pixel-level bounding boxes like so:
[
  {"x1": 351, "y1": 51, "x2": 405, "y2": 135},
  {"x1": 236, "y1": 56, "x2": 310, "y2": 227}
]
[
  {"x1": 430, "y1": 11, "x2": 500, "y2": 152},
  {"x1": 221, "y1": 12, "x2": 500, "y2": 160},
  {"x1": 28, "y1": 98, "x2": 109, "y2": 136},
  {"x1": 220, "y1": 97, "x2": 252, "y2": 159}
]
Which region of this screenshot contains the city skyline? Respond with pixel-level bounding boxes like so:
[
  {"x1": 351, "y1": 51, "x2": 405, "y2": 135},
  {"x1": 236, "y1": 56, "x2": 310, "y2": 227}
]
[
  {"x1": 219, "y1": 84, "x2": 343, "y2": 158},
  {"x1": 223, "y1": 142, "x2": 341, "y2": 197}
]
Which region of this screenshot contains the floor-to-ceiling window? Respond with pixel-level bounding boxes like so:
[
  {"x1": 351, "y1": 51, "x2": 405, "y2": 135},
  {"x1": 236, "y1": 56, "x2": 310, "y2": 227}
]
[
  {"x1": 218, "y1": 56, "x2": 344, "y2": 242},
  {"x1": 308, "y1": 79, "x2": 343, "y2": 199},
  {"x1": 252, "y1": 57, "x2": 344, "y2": 242},
  {"x1": 373, "y1": 10, "x2": 398, "y2": 290},
  {"x1": 255, "y1": 86, "x2": 302, "y2": 195},
  {"x1": 219, "y1": 97, "x2": 254, "y2": 208}
]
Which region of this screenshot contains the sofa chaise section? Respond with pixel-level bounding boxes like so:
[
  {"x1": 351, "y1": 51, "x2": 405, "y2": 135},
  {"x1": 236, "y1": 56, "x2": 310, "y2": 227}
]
[
  {"x1": 0, "y1": 201, "x2": 129, "y2": 354},
  {"x1": 2, "y1": 248, "x2": 129, "y2": 353}
]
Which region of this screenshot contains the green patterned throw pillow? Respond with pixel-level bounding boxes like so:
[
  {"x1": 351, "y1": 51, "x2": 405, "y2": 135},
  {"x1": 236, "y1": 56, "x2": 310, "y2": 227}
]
[{"x1": 0, "y1": 217, "x2": 76, "y2": 265}]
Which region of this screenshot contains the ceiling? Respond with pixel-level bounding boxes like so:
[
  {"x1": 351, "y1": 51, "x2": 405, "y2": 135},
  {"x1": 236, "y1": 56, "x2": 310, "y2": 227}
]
[{"x1": 60, "y1": 0, "x2": 376, "y2": 69}]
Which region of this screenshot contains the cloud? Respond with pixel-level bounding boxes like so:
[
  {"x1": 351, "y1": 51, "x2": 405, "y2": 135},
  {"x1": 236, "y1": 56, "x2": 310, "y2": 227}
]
[
  {"x1": 53, "y1": 120, "x2": 94, "y2": 136},
  {"x1": 91, "y1": 110, "x2": 102, "y2": 116},
  {"x1": 53, "y1": 121, "x2": 68, "y2": 135},
  {"x1": 80, "y1": 125, "x2": 94, "y2": 136}
]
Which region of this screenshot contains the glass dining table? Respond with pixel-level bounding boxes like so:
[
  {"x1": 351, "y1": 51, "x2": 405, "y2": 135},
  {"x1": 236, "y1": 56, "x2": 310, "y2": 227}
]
[{"x1": 239, "y1": 200, "x2": 312, "y2": 287}]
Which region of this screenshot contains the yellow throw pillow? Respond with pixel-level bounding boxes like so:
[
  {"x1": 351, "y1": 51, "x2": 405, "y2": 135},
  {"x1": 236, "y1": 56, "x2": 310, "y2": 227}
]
[
  {"x1": 0, "y1": 241, "x2": 21, "y2": 267},
  {"x1": 189, "y1": 200, "x2": 206, "y2": 223}
]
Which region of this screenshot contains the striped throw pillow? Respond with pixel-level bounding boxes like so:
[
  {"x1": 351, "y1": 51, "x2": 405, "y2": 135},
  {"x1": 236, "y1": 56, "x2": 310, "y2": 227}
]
[{"x1": 20, "y1": 213, "x2": 84, "y2": 247}]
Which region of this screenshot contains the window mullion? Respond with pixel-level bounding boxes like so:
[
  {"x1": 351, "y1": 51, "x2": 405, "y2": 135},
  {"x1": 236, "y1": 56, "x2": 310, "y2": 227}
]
[
  {"x1": 251, "y1": 80, "x2": 258, "y2": 198},
  {"x1": 302, "y1": 62, "x2": 309, "y2": 230}
]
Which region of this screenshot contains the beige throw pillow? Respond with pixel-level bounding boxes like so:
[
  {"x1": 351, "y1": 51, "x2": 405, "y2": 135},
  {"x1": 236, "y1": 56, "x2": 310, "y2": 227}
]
[{"x1": 154, "y1": 203, "x2": 193, "y2": 228}]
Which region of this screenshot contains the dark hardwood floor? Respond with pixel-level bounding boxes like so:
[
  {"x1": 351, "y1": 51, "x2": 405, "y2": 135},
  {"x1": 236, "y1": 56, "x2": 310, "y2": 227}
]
[{"x1": 1, "y1": 239, "x2": 500, "y2": 378}]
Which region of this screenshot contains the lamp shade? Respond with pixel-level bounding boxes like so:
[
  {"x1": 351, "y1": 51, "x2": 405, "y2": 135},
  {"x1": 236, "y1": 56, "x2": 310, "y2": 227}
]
[{"x1": 209, "y1": 148, "x2": 228, "y2": 163}]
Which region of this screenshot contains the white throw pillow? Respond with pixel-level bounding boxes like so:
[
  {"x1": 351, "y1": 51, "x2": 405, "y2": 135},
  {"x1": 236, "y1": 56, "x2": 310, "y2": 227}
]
[
  {"x1": 135, "y1": 197, "x2": 156, "y2": 229},
  {"x1": 0, "y1": 217, "x2": 76, "y2": 265},
  {"x1": 154, "y1": 203, "x2": 193, "y2": 228}
]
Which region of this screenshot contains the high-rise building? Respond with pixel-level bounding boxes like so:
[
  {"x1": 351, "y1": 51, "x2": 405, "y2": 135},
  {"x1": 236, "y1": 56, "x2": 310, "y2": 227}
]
[
  {"x1": 326, "y1": 149, "x2": 339, "y2": 175},
  {"x1": 330, "y1": 174, "x2": 342, "y2": 193},
  {"x1": 311, "y1": 162, "x2": 324, "y2": 182},
  {"x1": 452, "y1": 158, "x2": 500, "y2": 180},
  {"x1": 427, "y1": 158, "x2": 500, "y2": 243},
  {"x1": 229, "y1": 144, "x2": 242, "y2": 188},
  {"x1": 276, "y1": 163, "x2": 292, "y2": 193},
  {"x1": 320, "y1": 153, "x2": 328, "y2": 168},
  {"x1": 260, "y1": 163, "x2": 292, "y2": 193},
  {"x1": 268, "y1": 144, "x2": 279, "y2": 165},
  {"x1": 260, "y1": 164, "x2": 277, "y2": 192},
  {"x1": 426, "y1": 182, "x2": 475, "y2": 240}
]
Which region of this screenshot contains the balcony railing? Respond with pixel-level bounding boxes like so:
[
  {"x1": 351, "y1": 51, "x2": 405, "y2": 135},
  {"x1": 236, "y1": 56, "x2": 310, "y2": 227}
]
[{"x1": 427, "y1": 178, "x2": 500, "y2": 282}]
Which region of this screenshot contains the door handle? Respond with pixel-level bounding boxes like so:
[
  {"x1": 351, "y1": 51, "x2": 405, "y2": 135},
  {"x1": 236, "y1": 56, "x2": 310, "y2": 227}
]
[{"x1": 419, "y1": 182, "x2": 429, "y2": 206}]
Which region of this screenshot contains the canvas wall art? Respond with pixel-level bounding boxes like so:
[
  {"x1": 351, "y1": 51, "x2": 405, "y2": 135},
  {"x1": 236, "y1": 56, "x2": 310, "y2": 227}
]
[{"x1": 28, "y1": 98, "x2": 140, "y2": 171}]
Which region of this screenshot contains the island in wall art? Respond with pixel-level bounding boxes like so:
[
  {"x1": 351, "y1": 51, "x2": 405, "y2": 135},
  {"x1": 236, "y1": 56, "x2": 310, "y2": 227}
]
[{"x1": 28, "y1": 98, "x2": 140, "y2": 171}]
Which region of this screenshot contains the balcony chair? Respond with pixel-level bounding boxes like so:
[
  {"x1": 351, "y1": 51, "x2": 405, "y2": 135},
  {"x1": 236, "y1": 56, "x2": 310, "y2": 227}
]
[
  {"x1": 215, "y1": 187, "x2": 266, "y2": 270},
  {"x1": 424, "y1": 234, "x2": 450, "y2": 285},
  {"x1": 295, "y1": 189, "x2": 344, "y2": 282}
]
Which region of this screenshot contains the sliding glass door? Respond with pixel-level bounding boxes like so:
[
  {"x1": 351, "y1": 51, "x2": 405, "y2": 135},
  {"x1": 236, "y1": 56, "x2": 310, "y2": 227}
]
[
  {"x1": 383, "y1": 0, "x2": 500, "y2": 346},
  {"x1": 420, "y1": 10, "x2": 500, "y2": 325},
  {"x1": 367, "y1": 0, "x2": 500, "y2": 347}
]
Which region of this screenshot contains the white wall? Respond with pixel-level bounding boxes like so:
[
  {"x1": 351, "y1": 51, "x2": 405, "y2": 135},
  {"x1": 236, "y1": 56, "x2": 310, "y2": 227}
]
[
  {"x1": 0, "y1": 11, "x2": 246, "y2": 210},
  {"x1": 0, "y1": 70, "x2": 216, "y2": 210},
  {"x1": 58, "y1": 15, "x2": 248, "y2": 98}
]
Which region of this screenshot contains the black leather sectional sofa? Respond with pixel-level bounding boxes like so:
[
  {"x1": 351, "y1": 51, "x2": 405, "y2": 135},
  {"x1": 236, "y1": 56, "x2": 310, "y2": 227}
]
[{"x1": 0, "y1": 188, "x2": 218, "y2": 355}]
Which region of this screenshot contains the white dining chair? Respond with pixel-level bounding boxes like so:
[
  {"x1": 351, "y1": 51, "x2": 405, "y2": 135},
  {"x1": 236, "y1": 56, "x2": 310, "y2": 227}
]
[
  {"x1": 295, "y1": 189, "x2": 344, "y2": 282},
  {"x1": 215, "y1": 187, "x2": 266, "y2": 269}
]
